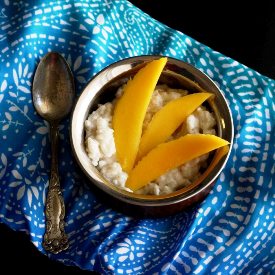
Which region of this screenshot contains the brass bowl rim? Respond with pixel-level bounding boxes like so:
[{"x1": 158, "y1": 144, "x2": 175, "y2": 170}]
[{"x1": 70, "y1": 55, "x2": 234, "y2": 207}]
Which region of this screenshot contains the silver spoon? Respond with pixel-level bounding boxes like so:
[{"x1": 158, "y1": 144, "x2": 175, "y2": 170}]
[{"x1": 32, "y1": 52, "x2": 75, "y2": 254}]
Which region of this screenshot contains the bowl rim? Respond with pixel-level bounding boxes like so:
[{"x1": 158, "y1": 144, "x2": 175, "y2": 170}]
[{"x1": 70, "y1": 55, "x2": 234, "y2": 207}]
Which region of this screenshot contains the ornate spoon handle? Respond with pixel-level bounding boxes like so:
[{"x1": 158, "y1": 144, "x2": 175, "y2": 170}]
[{"x1": 43, "y1": 124, "x2": 69, "y2": 254}]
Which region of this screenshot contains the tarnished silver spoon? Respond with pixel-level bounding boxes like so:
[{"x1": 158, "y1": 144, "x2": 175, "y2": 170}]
[{"x1": 32, "y1": 52, "x2": 75, "y2": 254}]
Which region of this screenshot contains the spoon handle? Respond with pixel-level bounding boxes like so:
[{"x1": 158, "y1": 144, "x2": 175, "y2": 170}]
[{"x1": 43, "y1": 124, "x2": 69, "y2": 254}]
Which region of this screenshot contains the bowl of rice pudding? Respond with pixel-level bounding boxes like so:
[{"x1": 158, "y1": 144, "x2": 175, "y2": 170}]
[{"x1": 70, "y1": 56, "x2": 234, "y2": 216}]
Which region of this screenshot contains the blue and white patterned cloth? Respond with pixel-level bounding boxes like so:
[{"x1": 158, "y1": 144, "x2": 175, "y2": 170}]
[{"x1": 0, "y1": 0, "x2": 274, "y2": 273}]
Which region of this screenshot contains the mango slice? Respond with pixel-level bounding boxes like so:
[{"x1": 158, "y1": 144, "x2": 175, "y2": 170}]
[
  {"x1": 126, "y1": 134, "x2": 229, "y2": 191},
  {"x1": 113, "y1": 57, "x2": 167, "y2": 173},
  {"x1": 137, "y1": 92, "x2": 213, "y2": 161}
]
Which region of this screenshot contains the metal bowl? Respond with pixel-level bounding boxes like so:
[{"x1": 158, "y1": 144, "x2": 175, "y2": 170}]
[{"x1": 70, "y1": 56, "x2": 234, "y2": 217}]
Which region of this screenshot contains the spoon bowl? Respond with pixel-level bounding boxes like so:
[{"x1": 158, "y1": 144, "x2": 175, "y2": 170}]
[
  {"x1": 32, "y1": 52, "x2": 75, "y2": 253},
  {"x1": 33, "y1": 52, "x2": 74, "y2": 122}
]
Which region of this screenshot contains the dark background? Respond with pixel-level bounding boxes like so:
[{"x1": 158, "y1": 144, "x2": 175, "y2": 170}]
[{"x1": 1, "y1": 1, "x2": 274, "y2": 274}]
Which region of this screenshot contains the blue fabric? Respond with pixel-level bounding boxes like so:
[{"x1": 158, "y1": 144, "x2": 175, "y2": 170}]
[{"x1": 0, "y1": 0, "x2": 274, "y2": 273}]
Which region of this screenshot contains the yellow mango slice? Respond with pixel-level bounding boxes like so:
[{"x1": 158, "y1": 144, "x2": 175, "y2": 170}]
[
  {"x1": 137, "y1": 92, "x2": 213, "y2": 161},
  {"x1": 126, "y1": 134, "x2": 229, "y2": 191},
  {"x1": 113, "y1": 57, "x2": 167, "y2": 173}
]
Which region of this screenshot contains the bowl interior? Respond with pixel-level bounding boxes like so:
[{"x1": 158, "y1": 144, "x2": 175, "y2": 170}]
[{"x1": 70, "y1": 56, "x2": 233, "y2": 206}]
